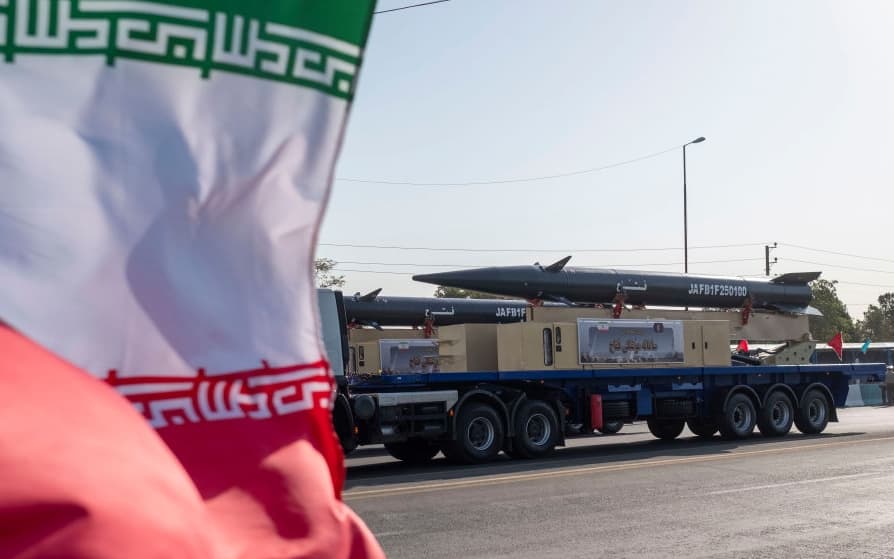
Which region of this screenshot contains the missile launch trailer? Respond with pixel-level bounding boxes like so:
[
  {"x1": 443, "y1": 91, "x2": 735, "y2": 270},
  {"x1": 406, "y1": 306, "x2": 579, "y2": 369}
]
[{"x1": 321, "y1": 290, "x2": 886, "y2": 465}]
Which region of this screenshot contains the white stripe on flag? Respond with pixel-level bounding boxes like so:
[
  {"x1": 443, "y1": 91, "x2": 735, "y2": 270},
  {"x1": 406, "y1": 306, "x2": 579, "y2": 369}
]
[{"x1": 79, "y1": 0, "x2": 209, "y2": 22}]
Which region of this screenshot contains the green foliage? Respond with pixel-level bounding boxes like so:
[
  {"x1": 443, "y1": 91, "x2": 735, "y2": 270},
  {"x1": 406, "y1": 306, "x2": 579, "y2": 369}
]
[
  {"x1": 857, "y1": 292, "x2": 894, "y2": 341},
  {"x1": 433, "y1": 286, "x2": 506, "y2": 299},
  {"x1": 313, "y1": 258, "x2": 345, "y2": 288},
  {"x1": 808, "y1": 279, "x2": 857, "y2": 342}
]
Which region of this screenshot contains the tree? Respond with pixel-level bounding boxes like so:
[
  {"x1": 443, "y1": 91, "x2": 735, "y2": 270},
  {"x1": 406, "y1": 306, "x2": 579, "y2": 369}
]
[
  {"x1": 857, "y1": 292, "x2": 894, "y2": 341},
  {"x1": 313, "y1": 258, "x2": 345, "y2": 288},
  {"x1": 808, "y1": 279, "x2": 857, "y2": 342},
  {"x1": 433, "y1": 286, "x2": 505, "y2": 299}
]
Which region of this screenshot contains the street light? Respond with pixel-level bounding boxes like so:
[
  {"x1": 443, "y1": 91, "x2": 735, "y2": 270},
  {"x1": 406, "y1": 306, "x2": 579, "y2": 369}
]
[{"x1": 682, "y1": 136, "x2": 706, "y2": 274}]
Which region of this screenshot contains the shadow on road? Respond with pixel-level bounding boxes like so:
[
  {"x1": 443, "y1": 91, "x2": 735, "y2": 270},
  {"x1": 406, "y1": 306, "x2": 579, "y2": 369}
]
[{"x1": 344, "y1": 431, "x2": 866, "y2": 490}]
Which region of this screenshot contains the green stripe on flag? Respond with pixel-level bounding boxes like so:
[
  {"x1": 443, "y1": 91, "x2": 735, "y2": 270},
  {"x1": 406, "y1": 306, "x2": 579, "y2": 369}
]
[{"x1": 0, "y1": 0, "x2": 375, "y2": 99}]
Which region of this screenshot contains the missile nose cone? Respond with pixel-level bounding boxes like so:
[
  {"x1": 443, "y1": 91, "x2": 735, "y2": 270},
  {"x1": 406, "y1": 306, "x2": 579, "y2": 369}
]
[
  {"x1": 411, "y1": 272, "x2": 441, "y2": 284},
  {"x1": 412, "y1": 270, "x2": 484, "y2": 289}
]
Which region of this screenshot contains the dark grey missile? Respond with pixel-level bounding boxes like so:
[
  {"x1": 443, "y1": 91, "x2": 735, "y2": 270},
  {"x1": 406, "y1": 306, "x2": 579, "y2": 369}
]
[
  {"x1": 342, "y1": 291, "x2": 531, "y2": 328},
  {"x1": 412, "y1": 257, "x2": 821, "y2": 314}
]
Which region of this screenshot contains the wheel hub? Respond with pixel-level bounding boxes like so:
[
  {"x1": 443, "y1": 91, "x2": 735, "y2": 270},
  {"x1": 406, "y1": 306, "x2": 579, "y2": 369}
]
[
  {"x1": 468, "y1": 417, "x2": 495, "y2": 451},
  {"x1": 771, "y1": 401, "x2": 791, "y2": 428},
  {"x1": 525, "y1": 413, "x2": 551, "y2": 446},
  {"x1": 733, "y1": 403, "x2": 752, "y2": 431}
]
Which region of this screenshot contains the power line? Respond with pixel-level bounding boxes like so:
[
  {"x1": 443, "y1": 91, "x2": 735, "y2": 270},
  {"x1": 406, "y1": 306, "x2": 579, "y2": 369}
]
[
  {"x1": 335, "y1": 257, "x2": 764, "y2": 269},
  {"x1": 336, "y1": 145, "x2": 680, "y2": 187},
  {"x1": 334, "y1": 268, "x2": 417, "y2": 276},
  {"x1": 333, "y1": 258, "x2": 765, "y2": 276},
  {"x1": 835, "y1": 280, "x2": 894, "y2": 289},
  {"x1": 320, "y1": 241, "x2": 767, "y2": 254},
  {"x1": 784, "y1": 258, "x2": 894, "y2": 276},
  {"x1": 374, "y1": 0, "x2": 450, "y2": 14},
  {"x1": 780, "y1": 243, "x2": 894, "y2": 265}
]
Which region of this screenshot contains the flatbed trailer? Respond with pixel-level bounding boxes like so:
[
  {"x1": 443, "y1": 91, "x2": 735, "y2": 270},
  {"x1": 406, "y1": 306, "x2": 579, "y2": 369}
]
[
  {"x1": 319, "y1": 289, "x2": 887, "y2": 464},
  {"x1": 337, "y1": 362, "x2": 886, "y2": 464}
]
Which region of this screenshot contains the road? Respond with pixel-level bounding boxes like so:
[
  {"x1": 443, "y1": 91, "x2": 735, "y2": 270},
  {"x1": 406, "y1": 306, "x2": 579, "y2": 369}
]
[{"x1": 345, "y1": 406, "x2": 894, "y2": 558}]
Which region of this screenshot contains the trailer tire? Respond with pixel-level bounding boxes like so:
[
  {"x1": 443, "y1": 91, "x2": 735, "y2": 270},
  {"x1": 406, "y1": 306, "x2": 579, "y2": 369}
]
[
  {"x1": 718, "y1": 393, "x2": 756, "y2": 439},
  {"x1": 686, "y1": 417, "x2": 718, "y2": 438},
  {"x1": 512, "y1": 400, "x2": 560, "y2": 459},
  {"x1": 597, "y1": 420, "x2": 624, "y2": 435},
  {"x1": 443, "y1": 402, "x2": 505, "y2": 464},
  {"x1": 795, "y1": 389, "x2": 830, "y2": 435},
  {"x1": 647, "y1": 418, "x2": 685, "y2": 440},
  {"x1": 384, "y1": 440, "x2": 440, "y2": 464},
  {"x1": 757, "y1": 391, "x2": 794, "y2": 437}
]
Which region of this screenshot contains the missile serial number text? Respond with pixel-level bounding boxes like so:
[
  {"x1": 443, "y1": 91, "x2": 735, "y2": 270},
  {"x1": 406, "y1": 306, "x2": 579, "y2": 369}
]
[{"x1": 687, "y1": 283, "x2": 747, "y2": 297}]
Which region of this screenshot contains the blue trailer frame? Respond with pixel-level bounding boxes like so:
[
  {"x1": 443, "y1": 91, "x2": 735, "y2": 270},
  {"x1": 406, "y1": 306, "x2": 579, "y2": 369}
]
[{"x1": 345, "y1": 362, "x2": 886, "y2": 464}]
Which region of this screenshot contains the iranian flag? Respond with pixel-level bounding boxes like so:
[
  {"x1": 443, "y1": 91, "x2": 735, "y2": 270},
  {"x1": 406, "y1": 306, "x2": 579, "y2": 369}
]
[{"x1": 0, "y1": 1, "x2": 382, "y2": 557}]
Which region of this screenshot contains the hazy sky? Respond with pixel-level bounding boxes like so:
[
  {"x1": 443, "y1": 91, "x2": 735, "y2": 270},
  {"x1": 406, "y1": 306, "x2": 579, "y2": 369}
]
[{"x1": 319, "y1": 0, "x2": 894, "y2": 322}]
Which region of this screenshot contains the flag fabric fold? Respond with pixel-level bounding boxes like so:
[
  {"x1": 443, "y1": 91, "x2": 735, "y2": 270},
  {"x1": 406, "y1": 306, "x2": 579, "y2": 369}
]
[{"x1": 0, "y1": 0, "x2": 382, "y2": 557}]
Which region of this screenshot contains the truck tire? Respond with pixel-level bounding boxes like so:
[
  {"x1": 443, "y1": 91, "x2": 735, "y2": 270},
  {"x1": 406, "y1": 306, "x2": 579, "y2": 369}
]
[
  {"x1": 512, "y1": 400, "x2": 560, "y2": 459},
  {"x1": 646, "y1": 418, "x2": 685, "y2": 440},
  {"x1": 384, "y1": 440, "x2": 440, "y2": 464},
  {"x1": 757, "y1": 391, "x2": 794, "y2": 437},
  {"x1": 686, "y1": 417, "x2": 718, "y2": 438},
  {"x1": 333, "y1": 395, "x2": 357, "y2": 455},
  {"x1": 443, "y1": 402, "x2": 505, "y2": 464},
  {"x1": 597, "y1": 420, "x2": 624, "y2": 435},
  {"x1": 794, "y1": 389, "x2": 831, "y2": 434},
  {"x1": 718, "y1": 393, "x2": 756, "y2": 439}
]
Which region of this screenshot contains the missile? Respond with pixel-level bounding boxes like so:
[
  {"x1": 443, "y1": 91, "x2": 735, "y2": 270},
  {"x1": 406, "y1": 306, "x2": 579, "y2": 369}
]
[
  {"x1": 412, "y1": 256, "x2": 822, "y2": 315},
  {"x1": 342, "y1": 290, "x2": 532, "y2": 328}
]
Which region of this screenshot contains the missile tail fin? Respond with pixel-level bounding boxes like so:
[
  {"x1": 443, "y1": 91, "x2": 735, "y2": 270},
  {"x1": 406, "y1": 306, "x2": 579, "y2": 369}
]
[
  {"x1": 544, "y1": 255, "x2": 572, "y2": 273},
  {"x1": 356, "y1": 288, "x2": 383, "y2": 302},
  {"x1": 770, "y1": 272, "x2": 821, "y2": 284},
  {"x1": 768, "y1": 304, "x2": 824, "y2": 316}
]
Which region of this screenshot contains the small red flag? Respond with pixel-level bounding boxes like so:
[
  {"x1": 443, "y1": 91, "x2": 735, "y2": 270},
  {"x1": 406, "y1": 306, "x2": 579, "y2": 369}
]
[
  {"x1": 828, "y1": 332, "x2": 844, "y2": 361},
  {"x1": 736, "y1": 339, "x2": 749, "y2": 353}
]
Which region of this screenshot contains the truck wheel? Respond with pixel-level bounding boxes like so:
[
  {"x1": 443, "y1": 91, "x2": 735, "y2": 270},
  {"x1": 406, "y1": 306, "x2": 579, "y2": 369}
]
[
  {"x1": 333, "y1": 395, "x2": 357, "y2": 455},
  {"x1": 646, "y1": 418, "x2": 685, "y2": 440},
  {"x1": 686, "y1": 417, "x2": 718, "y2": 438},
  {"x1": 718, "y1": 393, "x2": 756, "y2": 439},
  {"x1": 384, "y1": 440, "x2": 440, "y2": 464},
  {"x1": 757, "y1": 391, "x2": 794, "y2": 437},
  {"x1": 443, "y1": 402, "x2": 505, "y2": 464},
  {"x1": 597, "y1": 420, "x2": 624, "y2": 435},
  {"x1": 794, "y1": 389, "x2": 830, "y2": 434},
  {"x1": 512, "y1": 400, "x2": 560, "y2": 459}
]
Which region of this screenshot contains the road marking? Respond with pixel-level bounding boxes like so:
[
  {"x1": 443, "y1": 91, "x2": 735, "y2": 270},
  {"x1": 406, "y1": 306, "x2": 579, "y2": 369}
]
[
  {"x1": 343, "y1": 435, "x2": 894, "y2": 501},
  {"x1": 705, "y1": 472, "x2": 880, "y2": 495}
]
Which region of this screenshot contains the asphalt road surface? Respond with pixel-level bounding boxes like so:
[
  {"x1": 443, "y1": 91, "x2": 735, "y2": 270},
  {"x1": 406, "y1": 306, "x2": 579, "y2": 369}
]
[{"x1": 345, "y1": 406, "x2": 894, "y2": 559}]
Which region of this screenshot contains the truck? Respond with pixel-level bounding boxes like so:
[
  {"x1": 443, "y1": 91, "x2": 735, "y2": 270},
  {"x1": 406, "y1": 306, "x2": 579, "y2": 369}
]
[{"x1": 320, "y1": 289, "x2": 886, "y2": 465}]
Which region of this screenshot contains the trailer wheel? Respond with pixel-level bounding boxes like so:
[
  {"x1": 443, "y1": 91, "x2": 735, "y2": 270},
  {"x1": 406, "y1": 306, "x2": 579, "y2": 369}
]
[
  {"x1": 757, "y1": 391, "x2": 794, "y2": 437},
  {"x1": 646, "y1": 418, "x2": 685, "y2": 440},
  {"x1": 512, "y1": 400, "x2": 560, "y2": 459},
  {"x1": 443, "y1": 402, "x2": 505, "y2": 464},
  {"x1": 686, "y1": 417, "x2": 718, "y2": 438},
  {"x1": 384, "y1": 440, "x2": 440, "y2": 464},
  {"x1": 794, "y1": 389, "x2": 830, "y2": 435},
  {"x1": 597, "y1": 420, "x2": 624, "y2": 435},
  {"x1": 718, "y1": 393, "x2": 756, "y2": 439}
]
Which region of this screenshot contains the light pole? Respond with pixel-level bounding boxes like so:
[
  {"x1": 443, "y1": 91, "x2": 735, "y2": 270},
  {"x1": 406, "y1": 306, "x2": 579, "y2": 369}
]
[{"x1": 683, "y1": 136, "x2": 706, "y2": 274}]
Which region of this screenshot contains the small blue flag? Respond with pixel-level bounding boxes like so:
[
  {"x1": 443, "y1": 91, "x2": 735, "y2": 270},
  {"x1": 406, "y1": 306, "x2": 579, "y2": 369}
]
[{"x1": 861, "y1": 338, "x2": 872, "y2": 354}]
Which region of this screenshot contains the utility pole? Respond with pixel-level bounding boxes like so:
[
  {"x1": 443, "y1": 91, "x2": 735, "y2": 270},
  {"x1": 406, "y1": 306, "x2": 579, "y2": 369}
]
[
  {"x1": 765, "y1": 242, "x2": 778, "y2": 276},
  {"x1": 682, "y1": 137, "x2": 706, "y2": 273}
]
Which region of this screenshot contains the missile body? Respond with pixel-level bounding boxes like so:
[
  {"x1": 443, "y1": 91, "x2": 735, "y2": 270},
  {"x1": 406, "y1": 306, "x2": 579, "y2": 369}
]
[
  {"x1": 412, "y1": 258, "x2": 820, "y2": 314},
  {"x1": 343, "y1": 294, "x2": 531, "y2": 327}
]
